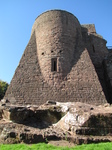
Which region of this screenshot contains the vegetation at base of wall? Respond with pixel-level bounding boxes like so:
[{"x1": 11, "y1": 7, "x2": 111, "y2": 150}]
[
  {"x1": 0, "y1": 80, "x2": 9, "y2": 100},
  {"x1": 0, "y1": 142, "x2": 112, "y2": 150}
]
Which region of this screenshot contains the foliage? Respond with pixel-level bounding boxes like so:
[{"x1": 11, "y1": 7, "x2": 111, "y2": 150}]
[
  {"x1": 0, "y1": 80, "x2": 9, "y2": 100},
  {"x1": 0, "y1": 142, "x2": 112, "y2": 150}
]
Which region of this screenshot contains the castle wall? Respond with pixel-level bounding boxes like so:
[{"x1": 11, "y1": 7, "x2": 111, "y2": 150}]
[
  {"x1": 103, "y1": 51, "x2": 112, "y2": 103},
  {"x1": 81, "y1": 24, "x2": 109, "y2": 101},
  {"x1": 4, "y1": 10, "x2": 108, "y2": 105}
]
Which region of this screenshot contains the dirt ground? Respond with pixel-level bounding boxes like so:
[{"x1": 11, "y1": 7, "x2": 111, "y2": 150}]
[{"x1": 48, "y1": 140, "x2": 76, "y2": 147}]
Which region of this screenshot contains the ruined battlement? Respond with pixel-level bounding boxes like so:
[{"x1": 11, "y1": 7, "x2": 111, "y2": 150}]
[{"x1": 81, "y1": 24, "x2": 96, "y2": 33}]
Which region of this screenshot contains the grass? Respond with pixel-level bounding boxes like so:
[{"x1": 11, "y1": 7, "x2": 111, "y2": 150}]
[{"x1": 0, "y1": 142, "x2": 112, "y2": 150}]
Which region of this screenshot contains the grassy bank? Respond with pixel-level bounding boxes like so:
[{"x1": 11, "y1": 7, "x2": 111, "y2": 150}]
[{"x1": 0, "y1": 142, "x2": 112, "y2": 150}]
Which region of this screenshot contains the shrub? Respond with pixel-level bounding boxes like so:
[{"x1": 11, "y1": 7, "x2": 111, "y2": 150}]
[{"x1": 0, "y1": 80, "x2": 9, "y2": 100}]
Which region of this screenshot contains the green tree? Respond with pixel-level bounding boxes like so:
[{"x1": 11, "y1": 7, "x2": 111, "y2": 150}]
[{"x1": 0, "y1": 80, "x2": 9, "y2": 100}]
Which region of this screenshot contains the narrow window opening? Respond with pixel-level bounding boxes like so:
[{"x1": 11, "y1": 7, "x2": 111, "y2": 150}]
[
  {"x1": 53, "y1": 61, "x2": 56, "y2": 71},
  {"x1": 92, "y1": 45, "x2": 95, "y2": 53},
  {"x1": 51, "y1": 58, "x2": 57, "y2": 72}
]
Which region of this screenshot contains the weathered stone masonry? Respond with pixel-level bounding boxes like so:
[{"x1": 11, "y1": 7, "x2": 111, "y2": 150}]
[{"x1": 5, "y1": 10, "x2": 110, "y2": 105}]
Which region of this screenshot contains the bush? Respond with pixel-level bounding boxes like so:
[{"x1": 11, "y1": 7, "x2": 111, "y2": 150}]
[{"x1": 0, "y1": 80, "x2": 9, "y2": 100}]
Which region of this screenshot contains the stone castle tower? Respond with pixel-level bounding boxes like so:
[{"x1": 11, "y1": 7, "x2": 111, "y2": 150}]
[{"x1": 5, "y1": 10, "x2": 110, "y2": 105}]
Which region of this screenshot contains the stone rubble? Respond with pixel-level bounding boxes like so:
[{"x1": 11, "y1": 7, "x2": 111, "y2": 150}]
[{"x1": 0, "y1": 100, "x2": 112, "y2": 145}]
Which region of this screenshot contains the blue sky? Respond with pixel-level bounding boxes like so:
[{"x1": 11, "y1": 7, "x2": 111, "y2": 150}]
[{"x1": 0, "y1": 0, "x2": 112, "y2": 83}]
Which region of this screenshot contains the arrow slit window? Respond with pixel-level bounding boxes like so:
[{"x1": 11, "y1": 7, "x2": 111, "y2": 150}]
[{"x1": 51, "y1": 58, "x2": 57, "y2": 72}]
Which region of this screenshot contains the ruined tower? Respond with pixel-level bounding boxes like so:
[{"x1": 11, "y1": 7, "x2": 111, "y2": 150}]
[{"x1": 5, "y1": 10, "x2": 109, "y2": 105}]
